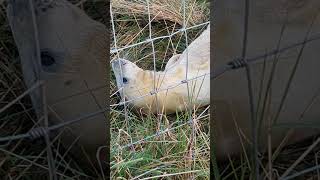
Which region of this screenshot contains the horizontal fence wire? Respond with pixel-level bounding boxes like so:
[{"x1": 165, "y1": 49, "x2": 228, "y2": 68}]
[
  {"x1": 114, "y1": 105, "x2": 210, "y2": 152},
  {"x1": 1, "y1": 28, "x2": 320, "y2": 143},
  {"x1": 109, "y1": 21, "x2": 210, "y2": 55}
]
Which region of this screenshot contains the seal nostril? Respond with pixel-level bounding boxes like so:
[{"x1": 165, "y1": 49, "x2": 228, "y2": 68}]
[{"x1": 40, "y1": 51, "x2": 55, "y2": 66}]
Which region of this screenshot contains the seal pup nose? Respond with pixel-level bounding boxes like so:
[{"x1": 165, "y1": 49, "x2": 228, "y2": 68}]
[
  {"x1": 111, "y1": 59, "x2": 127, "y2": 73},
  {"x1": 112, "y1": 58, "x2": 127, "y2": 67}
]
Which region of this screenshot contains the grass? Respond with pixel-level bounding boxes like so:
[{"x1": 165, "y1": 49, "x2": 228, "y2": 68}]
[
  {"x1": 108, "y1": 1, "x2": 320, "y2": 180},
  {"x1": 0, "y1": 0, "x2": 108, "y2": 179},
  {"x1": 1, "y1": 0, "x2": 320, "y2": 179},
  {"x1": 110, "y1": 0, "x2": 210, "y2": 179}
]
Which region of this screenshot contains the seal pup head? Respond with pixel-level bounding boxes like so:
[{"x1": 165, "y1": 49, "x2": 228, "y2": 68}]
[
  {"x1": 112, "y1": 58, "x2": 142, "y2": 95},
  {"x1": 111, "y1": 58, "x2": 178, "y2": 114},
  {"x1": 111, "y1": 58, "x2": 154, "y2": 101},
  {"x1": 7, "y1": 0, "x2": 107, "y2": 176}
]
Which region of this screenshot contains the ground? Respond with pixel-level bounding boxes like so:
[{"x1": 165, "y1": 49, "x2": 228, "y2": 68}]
[{"x1": 1, "y1": 0, "x2": 319, "y2": 179}]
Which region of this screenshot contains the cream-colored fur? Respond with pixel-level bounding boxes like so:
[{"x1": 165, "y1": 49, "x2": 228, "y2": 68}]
[
  {"x1": 214, "y1": 0, "x2": 320, "y2": 160},
  {"x1": 112, "y1": 26, "x2": 210, "y2": 114},
  {"x1": 7, "y1": 0, "x2": 107, "y2": 174}
]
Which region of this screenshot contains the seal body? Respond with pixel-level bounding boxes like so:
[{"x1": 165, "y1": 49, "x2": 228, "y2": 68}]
[
  {"x1": 213, "y1": 0, "x2": 320, "y2": 159},
  {"x1": 112, "y1": 26, "x2": 210, "y2": 114}
]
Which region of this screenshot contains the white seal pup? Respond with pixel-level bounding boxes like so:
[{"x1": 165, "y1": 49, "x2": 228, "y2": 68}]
[
  {"x1": 112, "y1": 26, "x2": 210, "y2": 114},
  {"x1": 213, "y1": 0, "x2": 320, "y2": 160},
  {"x1": 7, "y1": 0, "x2": 107, "y2": 176}
]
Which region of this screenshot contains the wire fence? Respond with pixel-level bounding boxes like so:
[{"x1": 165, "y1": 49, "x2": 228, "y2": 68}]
[
  {"x1": 0, "y1": 0, "x2": 211, "y2": 179},
  {"x1": 2, "y1": 0, "x2": 320, "y2": 179},
  {"x1": 1, "y1": 20, "x2": 320, "y2": 180},
  {"x1": 2, "y1": 27, "x2": 320, "y2": 140},
  {"x1": 110, "y1": 0, "x2": 210, "y2": 179}
]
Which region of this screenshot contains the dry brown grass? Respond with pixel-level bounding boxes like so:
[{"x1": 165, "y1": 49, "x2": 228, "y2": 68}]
[{"x1": 111, "y1": 0, "x2": 209, "y2": 26}]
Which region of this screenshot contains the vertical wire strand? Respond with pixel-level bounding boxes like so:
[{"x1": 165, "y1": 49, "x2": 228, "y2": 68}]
[
  {"x1": 181, "y1": 0, "x2": 196, "y2": 177},
  {"x1": 28, "y1": 0, "x2": 57, "y2": 178},
  {"x1": 146, "y1": 0, "x2": 161, "y2": 128},
  {"x1": 42, "y1": 84, "x2": 57, "y2": 180},
  {"x1": 110, "y1": 4, "x2": 129, "y2": 124}
]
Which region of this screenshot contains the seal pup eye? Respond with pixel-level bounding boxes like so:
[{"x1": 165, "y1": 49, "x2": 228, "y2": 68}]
[
  {"x1": 122, "y1": 77, "x2": 128, "y2": 84},
  {"x1": 40, "y1": 51, "x2": 55, "y2": 66}
]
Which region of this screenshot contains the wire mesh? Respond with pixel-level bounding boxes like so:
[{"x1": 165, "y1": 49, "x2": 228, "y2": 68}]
[
  {"x1": 2, "y1": 0, "x2": 320, "y2": 179},
  {"x1": 110, "y1": 0, "x2": 210, "y2": 179}
]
